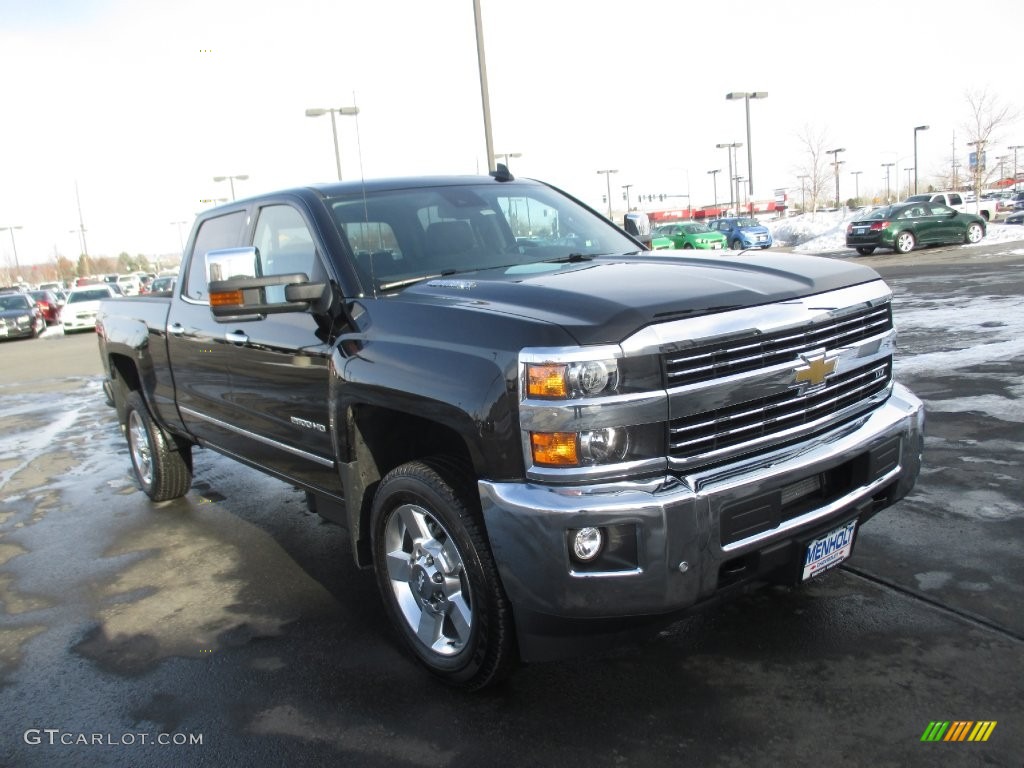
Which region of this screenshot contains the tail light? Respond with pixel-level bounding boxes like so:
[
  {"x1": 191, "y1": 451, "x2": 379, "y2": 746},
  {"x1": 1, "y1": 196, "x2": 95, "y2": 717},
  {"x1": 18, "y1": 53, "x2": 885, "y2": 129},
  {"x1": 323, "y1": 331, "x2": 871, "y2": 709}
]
[{"x1": 869, "y1": 221, "x2": 889, "y2": 231}]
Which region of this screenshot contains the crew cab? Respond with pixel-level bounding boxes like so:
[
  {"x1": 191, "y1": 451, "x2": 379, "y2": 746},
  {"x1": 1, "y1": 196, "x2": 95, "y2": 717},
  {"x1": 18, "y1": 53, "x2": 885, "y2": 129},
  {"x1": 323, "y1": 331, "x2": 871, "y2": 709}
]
[
  {"x1": 903, "y1": 191, "x2": 1000, "y2": 222},
  {"x1": 96, "y1": 172, "x2": 924, "y2": 689}
]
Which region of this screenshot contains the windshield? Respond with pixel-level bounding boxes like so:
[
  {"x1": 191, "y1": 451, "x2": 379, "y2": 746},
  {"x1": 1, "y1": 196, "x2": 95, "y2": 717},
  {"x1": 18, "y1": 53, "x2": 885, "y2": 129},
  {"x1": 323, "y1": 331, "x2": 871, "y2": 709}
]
[
  {"x1": 67, "y1": 289, "x2": 111, "y2": 303},
  {"x1": 326, "y1": 181, "x2": 640, "y2": 291},
  {"x1": 736, "y1": 218, "x2": 760, "y2": 227},
  {"x1": 682, "y1": 223, "x2": 711, "y2": 234},
  {"x1": 0, "y1": 295, "x2": 31, "y2": 311}
]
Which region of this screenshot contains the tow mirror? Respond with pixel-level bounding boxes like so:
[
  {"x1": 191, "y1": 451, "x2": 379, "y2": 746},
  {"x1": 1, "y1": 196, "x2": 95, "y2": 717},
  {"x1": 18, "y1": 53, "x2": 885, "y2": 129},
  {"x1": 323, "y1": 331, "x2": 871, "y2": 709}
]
[{"x1": 206, "y1": 247, "x2": 329, "y2": 318}]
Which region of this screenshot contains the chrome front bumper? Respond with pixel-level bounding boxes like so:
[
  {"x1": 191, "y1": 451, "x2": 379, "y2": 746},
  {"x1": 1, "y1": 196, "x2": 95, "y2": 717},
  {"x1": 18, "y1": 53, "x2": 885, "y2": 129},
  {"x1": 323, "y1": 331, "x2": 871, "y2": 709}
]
[{"x1": 480, "y1": 384, "x2": 924, "y2": 623}]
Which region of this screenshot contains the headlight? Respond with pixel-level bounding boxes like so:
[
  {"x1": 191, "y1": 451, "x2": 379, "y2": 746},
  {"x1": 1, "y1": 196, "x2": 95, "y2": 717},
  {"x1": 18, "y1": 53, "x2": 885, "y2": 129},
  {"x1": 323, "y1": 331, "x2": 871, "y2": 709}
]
[
  {"x1": 526, "y1": 359, "x2": 619, "y2": 399},
  {"x1": 17, "y1": 314, "x2": 30, "y2": 324}
]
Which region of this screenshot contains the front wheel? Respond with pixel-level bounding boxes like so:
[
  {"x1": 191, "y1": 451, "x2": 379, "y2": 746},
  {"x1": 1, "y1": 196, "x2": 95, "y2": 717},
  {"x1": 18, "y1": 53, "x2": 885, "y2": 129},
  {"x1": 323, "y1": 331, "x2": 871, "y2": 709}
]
[
  {"x1": 894, "y1": 231, "x2": 916, "y2": 254},
  {"x1": 965, "y1": 223, "x2": 984, "y2": 244},
  {"x1": 856, "y1": 246, "x2": 876, "y2": 256},
  {"x1": 371, "y1": 458, "x2": 516, "y2": 690},
  {"x1": 730, "y1": 239, "x2": 743, "y2": 250},
  {"x1": 124, "y1": 391, "x2": 193, "y2": 501}
]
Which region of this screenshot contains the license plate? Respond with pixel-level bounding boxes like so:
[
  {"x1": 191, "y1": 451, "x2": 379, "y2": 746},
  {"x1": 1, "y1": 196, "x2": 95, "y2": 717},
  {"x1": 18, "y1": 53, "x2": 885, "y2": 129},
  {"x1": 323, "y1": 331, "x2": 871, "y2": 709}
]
[
  {"x1": 854, "y1": 227, "x2": 868, "y2": 235},
  {"x1": 0, "y1": 328, "x2": 7, "y2": 337},
  {"x1": 757, "y1": 235, "x2": 766, "y2": 241},
  {"x1": 712, "y1": 243, "x2": 722, "y2": 249},
  {"x1": 802, "y1": 519, "x2": 857, "y2": 580}
]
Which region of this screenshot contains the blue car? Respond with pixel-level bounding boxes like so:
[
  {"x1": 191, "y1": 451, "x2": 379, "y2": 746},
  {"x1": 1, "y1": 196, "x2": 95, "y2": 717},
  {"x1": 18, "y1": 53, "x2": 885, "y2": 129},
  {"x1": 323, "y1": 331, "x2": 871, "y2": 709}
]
[{"x1": 707, "y1": 217, "x2": 773, "y2": 250}]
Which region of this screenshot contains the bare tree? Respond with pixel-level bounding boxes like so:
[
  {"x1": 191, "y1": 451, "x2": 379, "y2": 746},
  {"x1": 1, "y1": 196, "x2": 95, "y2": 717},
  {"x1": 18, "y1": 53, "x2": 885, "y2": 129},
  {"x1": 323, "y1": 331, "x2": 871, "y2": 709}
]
[
  {"x1": 963, "y1": 89, "x2": 1018, "y2": 200},
  {"x1": 793, "y1": 124, "x2": 833, "y2": 216}
]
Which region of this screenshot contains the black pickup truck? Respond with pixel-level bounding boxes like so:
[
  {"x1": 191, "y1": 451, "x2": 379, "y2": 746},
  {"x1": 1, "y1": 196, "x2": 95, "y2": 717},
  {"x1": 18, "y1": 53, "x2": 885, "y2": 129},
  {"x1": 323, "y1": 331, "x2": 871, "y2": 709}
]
[{"x1": 96, "y1": 172, "x2": 924, "y2": 689}]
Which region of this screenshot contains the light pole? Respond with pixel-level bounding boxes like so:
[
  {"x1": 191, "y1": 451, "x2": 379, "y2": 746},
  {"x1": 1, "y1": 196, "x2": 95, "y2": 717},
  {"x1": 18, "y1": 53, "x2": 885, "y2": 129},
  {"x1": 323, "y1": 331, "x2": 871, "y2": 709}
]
[
  {"x1": 851, "y1": 170, "x2": 863, "y2": 205},
  {"x1": 733, "y1": 177, "x2": 747, "y2": 212},
  {"x1": 472, "y1": 0, "x2": 495, "y2": 174},
  {"x1": 725, "y1": 92, "x2": 767, "y2": 197},
  {"x1": 716, "y1": 142, "x2": 742, "y2": 213},
  {"x1": 0, "y1": 225, "x2": 22, "y2": 277},
  {"x1": 494, "y1": 152, "x2": 521, "y2": 168},
  {"x1": 213, "y1": 174, "x2": 249, "y2": 201},
  {"x1": 707, "y1": 169, "x2": 721, "y2": 214},
  {"x1": 597, "y1": 170, "x2": 618, "y2": 219},
  {"x1": 306, "y1": 105, "x2": 359, "y2": 180},
  {"x1": 913, "y1": 125, "x2": 929, "y2": 194},
  {"x1": 170, "y1": 221, "x2": 188, "y2": 253},
  {"x1": 882, "y1": 162, "x2": 895, "y2": 203},
  {"x1": 996, "y1": 155, "x2": 1008, "y2": 183},
  {"x1": 826, "y1": 148, "x2": 846, "y2": 208},
  {"x1": 1009, "y1": 145, "x2": 1023, "y2": 187},
  {"x1": 797, "y1": 175, "x2": 809, "y2": 213},
  {"x1": 621, "y1": 184, "x2": 634, "y2": 211},
  {"x1": 905, "y1": 167, "x2": 914, "y2": 197}
]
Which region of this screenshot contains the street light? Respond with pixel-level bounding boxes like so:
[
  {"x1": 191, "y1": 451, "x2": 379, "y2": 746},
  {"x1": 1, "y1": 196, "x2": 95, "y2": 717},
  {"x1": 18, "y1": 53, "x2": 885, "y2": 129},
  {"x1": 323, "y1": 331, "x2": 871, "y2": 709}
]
[
  {"x1": 170, "y1": 221, "x2": 188, "y2": 252},
  {"x1": 597, "y1": 170, "x2": 618, "y2": 219},
  {"x1": 882, "y1": 162, "x2": 895, "y2": 202},
  {"x1": 494, "y1": 152, "x2": 521, "y2": 168},
  {"x1": 797, "y1": 175, "x2": 809, "y2": 213},
  {"x1": 913, "y1": 125, "x2": 929, "y2": 194},
  {"x1": 826, "y1": 148, "x2": 846, "y2": 208},
  {"x1": 905, "y1": 167, "x2": 914, "y2": 196},
  {"x1": 212, "y1": 174, "x2": 249, "y2": 201},
  {"x1": 716, "y1": 142, "x2": 742, "y2": 213},
  {"x1": 733, "y1": 177, "x2": 747, "y2": 212},
  {"x1": 851, "y1": 170, "x2": 863, "y2": 204},
  {"x1": 0, "y1": 225, "x2": 22, "y2": 276},
  {"x1": 707, "y1": 169, "x2": 721, "y2": 213},
  {"x1": 725, "y1": 92, "x2": 767, "y2": 196},
  {"x1": 305, "y1": 105, "x2": 360, "y2": 180},
  {"x1": 621, "y1": 184, "x2": 633, "y2": 211},
  {"x1": 1007, "y1": 146, "x2": 1024, "y2": 190}
]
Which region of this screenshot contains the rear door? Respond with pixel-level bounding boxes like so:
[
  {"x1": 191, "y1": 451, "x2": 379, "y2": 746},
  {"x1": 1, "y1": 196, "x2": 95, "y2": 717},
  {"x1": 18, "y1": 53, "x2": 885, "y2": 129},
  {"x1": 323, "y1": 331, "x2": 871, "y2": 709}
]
[{"x1": 166, "y1": 208, "x2": 250, "y2": 446}]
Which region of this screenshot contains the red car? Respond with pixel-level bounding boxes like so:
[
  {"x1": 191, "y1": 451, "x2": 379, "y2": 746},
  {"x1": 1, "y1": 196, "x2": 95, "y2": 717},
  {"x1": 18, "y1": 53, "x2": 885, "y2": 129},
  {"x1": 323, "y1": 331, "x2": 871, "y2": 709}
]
[{"x1": 29, "y1": 290, "x2": 61, "y2": 325}]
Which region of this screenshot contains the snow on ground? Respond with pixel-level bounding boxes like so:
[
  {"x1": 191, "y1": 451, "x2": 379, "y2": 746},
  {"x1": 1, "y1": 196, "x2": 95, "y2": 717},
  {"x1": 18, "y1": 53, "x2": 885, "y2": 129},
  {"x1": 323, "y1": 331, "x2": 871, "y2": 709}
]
[{"x1": 764, "y1": 209, "x2": 1024, "y2": 253}]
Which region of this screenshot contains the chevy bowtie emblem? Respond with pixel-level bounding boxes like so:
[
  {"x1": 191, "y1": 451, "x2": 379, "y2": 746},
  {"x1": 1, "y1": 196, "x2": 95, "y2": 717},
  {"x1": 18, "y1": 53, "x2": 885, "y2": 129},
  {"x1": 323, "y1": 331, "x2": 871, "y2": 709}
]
[{"x1": 795, "y1": 351, "x2": 838, "y2": 390}]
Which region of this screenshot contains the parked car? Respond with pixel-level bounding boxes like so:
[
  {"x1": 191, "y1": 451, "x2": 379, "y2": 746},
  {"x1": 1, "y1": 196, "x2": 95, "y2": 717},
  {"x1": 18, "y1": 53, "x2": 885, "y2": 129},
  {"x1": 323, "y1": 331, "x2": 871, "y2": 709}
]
[
  {"x1": 148, "y1": 275, "x2": 177, "y2": 293},
  {"x1": 28, "y1": 289, "x2": 61, "y2": 325},
  {"x1": 707, "y1": 217, "x2": 773, "y2": 249},
  {"x1": 1004, "y1": 208, "x2": 1024, "y2": 225},
  {"x1": 653, "y1": 222, "x2": 728, "y2": 250},
  {"x1": 0, "y1": 292, "x2": 45, "y2": 340},
  {"x1": 61, "y1": 285, "x2": 120, "y2": 333},
  {"x1": 116, "y1": 274, "x2": 143, "y2": 296},
  {"x1": 846, "y1": 202, "x2": 986, "y2": 255}
]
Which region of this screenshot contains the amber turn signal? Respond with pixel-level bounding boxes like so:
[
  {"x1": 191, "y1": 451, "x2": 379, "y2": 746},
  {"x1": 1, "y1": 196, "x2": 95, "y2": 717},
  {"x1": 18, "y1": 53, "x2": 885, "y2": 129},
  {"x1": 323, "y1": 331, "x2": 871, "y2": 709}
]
[
  {"x1": 209, "y1": 290, "x2": 243, "y2": 307},
  {"x1": 530, "y1": 432, "x2": 579, "y2": 466},
  {"x1": 526, "y1": 364, "x2": 567, "y2": 398}
]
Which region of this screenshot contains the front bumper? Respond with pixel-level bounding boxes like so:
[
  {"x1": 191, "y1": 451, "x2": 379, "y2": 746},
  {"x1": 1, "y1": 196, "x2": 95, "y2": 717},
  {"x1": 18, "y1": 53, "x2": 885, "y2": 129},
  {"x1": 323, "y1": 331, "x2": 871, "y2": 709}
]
[{"x1": 480, "y1": 384, "x2": 923, "y2": 654}]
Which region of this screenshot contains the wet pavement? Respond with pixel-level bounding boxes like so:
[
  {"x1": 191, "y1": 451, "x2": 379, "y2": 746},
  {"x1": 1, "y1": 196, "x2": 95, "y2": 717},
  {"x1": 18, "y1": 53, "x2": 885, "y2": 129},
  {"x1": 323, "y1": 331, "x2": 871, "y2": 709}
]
[{"x1": 1, "y1": 245, "x2": 1023, "y2": 767}]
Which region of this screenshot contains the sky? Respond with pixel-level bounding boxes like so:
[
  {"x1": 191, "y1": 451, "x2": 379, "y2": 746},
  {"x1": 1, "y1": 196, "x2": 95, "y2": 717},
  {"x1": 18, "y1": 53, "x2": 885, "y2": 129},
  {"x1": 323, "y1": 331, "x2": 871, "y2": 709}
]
[{"x1": 1, "y1": 0, "x2": 1022, "y2": 269}]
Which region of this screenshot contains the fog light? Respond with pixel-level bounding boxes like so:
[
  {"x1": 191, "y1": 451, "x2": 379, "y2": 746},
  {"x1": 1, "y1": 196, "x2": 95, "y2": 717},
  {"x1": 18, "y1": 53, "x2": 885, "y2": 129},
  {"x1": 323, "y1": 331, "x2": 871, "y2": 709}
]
[
  {"x1": 571, "y1": 527, "x2": 604, "y2": 561},
  {"x1": 579, "y1": 427, "x2": 628, "y2": 464}
]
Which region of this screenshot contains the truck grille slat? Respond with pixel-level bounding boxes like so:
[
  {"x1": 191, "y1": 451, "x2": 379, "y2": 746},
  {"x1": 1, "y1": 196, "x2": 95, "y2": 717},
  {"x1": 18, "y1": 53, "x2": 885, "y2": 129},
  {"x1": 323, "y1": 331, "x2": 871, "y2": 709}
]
[
  {"x1": 668, "y1": 361, "x2": 891, "y2": 460},
  {"x1": 665, "y1": 304, "x2": 892, "y2": 387}
]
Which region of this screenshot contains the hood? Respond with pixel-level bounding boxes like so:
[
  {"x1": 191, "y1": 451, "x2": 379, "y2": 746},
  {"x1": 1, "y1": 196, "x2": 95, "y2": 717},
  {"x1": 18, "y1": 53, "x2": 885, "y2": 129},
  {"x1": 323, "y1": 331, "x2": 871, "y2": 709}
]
[{"x1": 397, "y1": 252, "x2": 882, "y2": 346}]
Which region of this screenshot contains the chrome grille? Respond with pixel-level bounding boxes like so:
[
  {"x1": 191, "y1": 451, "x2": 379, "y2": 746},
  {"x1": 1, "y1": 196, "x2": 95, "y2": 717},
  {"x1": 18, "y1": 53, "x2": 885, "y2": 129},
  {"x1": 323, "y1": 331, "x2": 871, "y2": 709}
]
[
  {"x1": 669, "y1": 359, "x2": 891, "y2": 461},
  {"x1": 664, "y1": 303, "x2": 892, "y2": 388}
]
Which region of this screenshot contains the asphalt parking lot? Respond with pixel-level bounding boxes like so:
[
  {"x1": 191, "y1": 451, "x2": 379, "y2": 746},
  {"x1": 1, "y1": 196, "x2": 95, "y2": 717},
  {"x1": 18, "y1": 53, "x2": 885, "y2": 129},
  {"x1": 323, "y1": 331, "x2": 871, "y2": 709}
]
[{"x1": 1, "y1": 243, "x2": 1022, "y2": 767}]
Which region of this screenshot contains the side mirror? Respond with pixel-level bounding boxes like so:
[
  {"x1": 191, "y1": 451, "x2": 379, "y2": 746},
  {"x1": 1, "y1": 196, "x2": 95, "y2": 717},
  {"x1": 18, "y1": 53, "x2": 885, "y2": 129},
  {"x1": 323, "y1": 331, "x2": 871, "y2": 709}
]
[{"x1": 206, "y1": 247, "x2": 329, "y2": 318}]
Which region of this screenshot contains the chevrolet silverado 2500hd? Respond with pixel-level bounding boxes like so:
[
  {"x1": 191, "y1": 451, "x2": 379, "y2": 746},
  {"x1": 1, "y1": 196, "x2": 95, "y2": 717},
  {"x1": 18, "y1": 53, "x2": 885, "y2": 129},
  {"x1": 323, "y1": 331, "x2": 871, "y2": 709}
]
[{"x1": 96, "y1": 171, "x2": 924, "y2": 689}]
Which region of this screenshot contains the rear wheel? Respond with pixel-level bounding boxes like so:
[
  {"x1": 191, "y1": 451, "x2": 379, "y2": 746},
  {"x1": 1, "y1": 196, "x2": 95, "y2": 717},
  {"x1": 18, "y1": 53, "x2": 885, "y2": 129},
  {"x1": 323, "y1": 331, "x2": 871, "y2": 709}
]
[
  {"x1": 371, "y1": 458, "x2": 516, "y2": 690},
  {"x1": 124, "y1": 391, "x2": 192, "y2": 501},
  {"x1": 965, "y1": 223, "x2": 984, "y2": 244},
  {"x1": 894, "y1": 231, "x2": 916, "y2": 254},
  {"x1": 856, "y1": 246, "x2": 876, "y2": 256}
]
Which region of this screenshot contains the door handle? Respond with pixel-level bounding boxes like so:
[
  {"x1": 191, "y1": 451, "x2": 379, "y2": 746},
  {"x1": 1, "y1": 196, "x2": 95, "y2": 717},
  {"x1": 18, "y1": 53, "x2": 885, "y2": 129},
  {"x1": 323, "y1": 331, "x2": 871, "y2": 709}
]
[
  {"x1": 225, "y1": 331, "x2": 249, "y2": 345},
  {"x1": 167, "y1": 322, "x2": 185, "y2": 335}
]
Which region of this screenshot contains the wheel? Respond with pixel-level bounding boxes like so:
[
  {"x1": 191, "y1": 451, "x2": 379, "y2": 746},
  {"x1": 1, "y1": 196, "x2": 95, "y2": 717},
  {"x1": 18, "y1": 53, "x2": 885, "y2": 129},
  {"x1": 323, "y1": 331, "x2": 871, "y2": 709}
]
[
  {"x1": 124, "y1": 391, "x2": 192, "y2": 501},
  {"x1": 682, "y1": 243, "x2": 694, "y2": 249},
  {"x1": 965, "y1": 223, "x2": 984, "y2": 244},
  {"x1": 730, "y1": 239, "x2": 743, "y2": 250},
  {"x1": 856, "y1": 246, "x2": 876, "y2": 256},
  {"x1": 371, "y1": 458, "x2": 516, "y2": 690},
  {"x1": 894, "y1": 231, "x2": 916, "y2": 254}
]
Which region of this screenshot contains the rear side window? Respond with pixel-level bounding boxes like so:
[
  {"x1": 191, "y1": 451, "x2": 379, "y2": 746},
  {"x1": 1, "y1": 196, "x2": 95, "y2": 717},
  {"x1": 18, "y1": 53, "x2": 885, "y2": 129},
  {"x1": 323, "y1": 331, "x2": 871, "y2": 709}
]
[{"x1": 184, "y1": 211, "x2": 246, "y2": 301}]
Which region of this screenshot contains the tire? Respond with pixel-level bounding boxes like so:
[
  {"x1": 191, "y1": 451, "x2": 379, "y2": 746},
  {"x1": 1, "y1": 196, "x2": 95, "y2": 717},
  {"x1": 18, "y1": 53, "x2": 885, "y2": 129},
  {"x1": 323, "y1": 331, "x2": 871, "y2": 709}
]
[
  {"x1": 856, "y1": 247, "x2": 876, "y2": 256},
  {"x1": 371, "y1": 458, "x2": 516, "y2": 690},
  {"x1": 730, "y1": 239, "x2": 743, "y2": 250},
  {"x1": 965, "y1": 223, "x2": 984, "y2": 244},
  {"x1": 124, "y1": 391, "x2": 193, "y2": 501},
  {"x1": 682, "y1": 243, "x2": 694, "y2": 249},
  {"x1": 894, "y1": 231, "x2": 916, "y2": 254}
]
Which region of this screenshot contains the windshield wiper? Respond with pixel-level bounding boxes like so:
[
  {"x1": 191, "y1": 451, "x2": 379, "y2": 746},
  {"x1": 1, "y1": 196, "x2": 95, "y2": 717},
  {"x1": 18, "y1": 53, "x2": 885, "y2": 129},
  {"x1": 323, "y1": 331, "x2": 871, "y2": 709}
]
[
  {"x1": 545, "y1": 252, "x2": 605, "y2": 264},
  {"x1": 377, "y1": 270, "x2": 455, "y2": 291}
]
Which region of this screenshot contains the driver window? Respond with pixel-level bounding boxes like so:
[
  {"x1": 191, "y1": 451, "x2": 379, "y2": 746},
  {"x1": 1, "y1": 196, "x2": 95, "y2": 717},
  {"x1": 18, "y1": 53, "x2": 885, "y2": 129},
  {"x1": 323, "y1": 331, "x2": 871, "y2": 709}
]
[{"x1": 253, "y1": 205, "x2": 322, "y2": 302}]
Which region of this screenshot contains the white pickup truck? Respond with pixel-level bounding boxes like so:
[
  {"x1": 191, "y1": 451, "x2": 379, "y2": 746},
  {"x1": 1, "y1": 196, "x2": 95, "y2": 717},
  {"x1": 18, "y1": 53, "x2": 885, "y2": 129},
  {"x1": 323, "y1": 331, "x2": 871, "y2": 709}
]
[{"x1": 903, "y1": 192, "x2": 1000, "y2": 222}]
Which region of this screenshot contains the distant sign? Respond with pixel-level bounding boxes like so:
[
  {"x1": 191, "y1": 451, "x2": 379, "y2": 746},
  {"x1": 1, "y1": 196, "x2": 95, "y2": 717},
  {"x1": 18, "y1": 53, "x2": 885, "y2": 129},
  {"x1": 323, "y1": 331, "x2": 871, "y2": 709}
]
[{"x1": 969, "y1": 151, "x2": 986, "y2": 171}]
